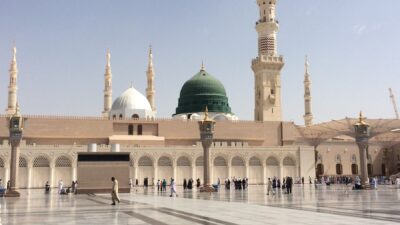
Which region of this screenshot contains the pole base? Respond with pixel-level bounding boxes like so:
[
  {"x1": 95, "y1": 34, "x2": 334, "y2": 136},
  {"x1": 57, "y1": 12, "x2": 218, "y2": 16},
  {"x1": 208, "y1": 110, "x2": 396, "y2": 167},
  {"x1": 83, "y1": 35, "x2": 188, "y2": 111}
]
[
  {"x1": 200, "y1": 185, "x2": 216, "y2": 192},
  {"x1": 5, "y1": 190, "x2": 20, "y2": 197}
]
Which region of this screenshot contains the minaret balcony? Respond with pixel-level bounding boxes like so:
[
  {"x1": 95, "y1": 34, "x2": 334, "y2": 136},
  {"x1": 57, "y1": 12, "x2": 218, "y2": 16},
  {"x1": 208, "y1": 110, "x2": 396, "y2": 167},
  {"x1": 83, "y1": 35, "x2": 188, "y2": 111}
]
[{"x1": 252, "y1": 55, "x2": 284, "y2": 65}]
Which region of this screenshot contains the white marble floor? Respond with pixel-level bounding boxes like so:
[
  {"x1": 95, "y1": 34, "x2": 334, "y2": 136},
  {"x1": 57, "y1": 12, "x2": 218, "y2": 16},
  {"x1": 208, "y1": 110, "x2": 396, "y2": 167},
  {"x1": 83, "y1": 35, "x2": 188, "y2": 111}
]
[{"x1": 1, "y1": 184, "x2": 400, "y2": 224}]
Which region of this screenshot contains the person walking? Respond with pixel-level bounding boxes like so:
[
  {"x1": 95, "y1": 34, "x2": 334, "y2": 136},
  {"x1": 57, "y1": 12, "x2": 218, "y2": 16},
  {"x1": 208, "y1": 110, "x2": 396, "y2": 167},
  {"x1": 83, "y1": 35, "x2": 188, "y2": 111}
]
[
  {"x1": 183, "y1": 179, "x2": 187, "y2": 190},
  {"x1": 170, "y1": 178, "x2": 178, "y2": 197},
  {"x1": 111, "y1": 177, "x2": 120, "y2": 205},
  {"x1": 162, "y1": 179, "x2": 167, "y2": 192},
  {"x1": 58, "y1": 179, "x2": 64, "y2": 194},
  {"x1": 267, "y1": 178, "x2": 275, "y2": 195}
]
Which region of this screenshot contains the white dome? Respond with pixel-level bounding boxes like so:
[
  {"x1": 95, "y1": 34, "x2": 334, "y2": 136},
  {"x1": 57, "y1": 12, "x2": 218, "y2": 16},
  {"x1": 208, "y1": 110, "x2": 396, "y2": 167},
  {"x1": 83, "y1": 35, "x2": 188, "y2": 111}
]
[{"x1": 111, "y1": 87, "x2": 152, "y2": 112}]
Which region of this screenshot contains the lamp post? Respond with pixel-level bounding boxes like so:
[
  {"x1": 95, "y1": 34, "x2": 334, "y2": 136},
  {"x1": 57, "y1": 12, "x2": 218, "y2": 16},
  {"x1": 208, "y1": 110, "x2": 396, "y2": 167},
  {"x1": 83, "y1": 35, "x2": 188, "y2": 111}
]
[
  {"x1": 198, "y1": 106, "x2": 217, "y2": 192},
  {"x1": 6, "y1": 105, "x2": 24, "y2": 197},
  {"x1": 354, "y1": 111, "x2": 370, "y2": 189}
]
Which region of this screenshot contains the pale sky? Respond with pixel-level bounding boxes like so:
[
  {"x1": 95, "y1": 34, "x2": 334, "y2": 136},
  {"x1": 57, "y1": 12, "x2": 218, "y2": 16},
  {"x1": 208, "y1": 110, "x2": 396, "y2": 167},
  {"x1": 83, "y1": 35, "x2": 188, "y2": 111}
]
[{"x1": 0, "y1": 0, "x2": 399, "y2": 125}]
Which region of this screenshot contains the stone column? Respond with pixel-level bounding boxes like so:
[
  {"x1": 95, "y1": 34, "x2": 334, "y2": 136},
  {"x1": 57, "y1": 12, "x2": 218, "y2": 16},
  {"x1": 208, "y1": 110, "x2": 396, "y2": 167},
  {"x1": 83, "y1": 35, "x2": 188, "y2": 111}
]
[
  {"x1": 8, "y1": 141, "x2": 20, "y2": 196},
  {"x1": 357, "y1": 143, "x2": 369, "y2": 187},
  {"x1": 280, "y1": 161, "x2": 284, "y2": 180},
  {"x1": 71, "y1": 166, "x2": 77, "y2": 181},
  {"x1": 354, "y1": 112, "x2": 370, "y2": 188},
  {"x1": 153, "y1": 165, "x2": 158, "y2": 184},
  {"x1": 227, "y1": 165, "x2": 232, "y2": 180},
  {"x1": 172, "y1": 163, "x2": 177, "y2": 180},
  {"x1": 27, "y1": 165, "x2": 32, "y2": 188},
  {"x1": 134, "y1": 166, "x2": 138, "y2": 182},
  {"x1": 198, "y1": 108, "x2": 216, "y2": 192},
  {"x1": 262, "y1": 165, "x2": 267, "y2": 185},
  {"x1": 49, "y1": 165, "x2": 55, "y2": 188},
  {"x1": 245, "y1": 163, "x2": 249, "y2": 180},
  {"x1": 191, "y1": 165, "x2": 196, "y2": 180},
  {"x1": 203, "y1": 143, "x2": 211, "y2": 187}
]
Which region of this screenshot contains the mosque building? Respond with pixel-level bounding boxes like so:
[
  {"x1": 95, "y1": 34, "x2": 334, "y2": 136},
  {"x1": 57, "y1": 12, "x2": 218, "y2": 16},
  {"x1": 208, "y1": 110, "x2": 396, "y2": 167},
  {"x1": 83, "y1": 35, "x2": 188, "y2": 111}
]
[{"x1": 0, "y1": 0, "x2": 399, "y2": 189}]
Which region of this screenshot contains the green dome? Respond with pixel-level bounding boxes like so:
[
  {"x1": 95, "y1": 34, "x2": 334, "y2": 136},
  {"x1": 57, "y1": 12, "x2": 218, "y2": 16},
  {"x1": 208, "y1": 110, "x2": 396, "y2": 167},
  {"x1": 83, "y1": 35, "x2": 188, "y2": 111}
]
[{"x1": 175, "y1": 69, "x2": 232, "y2": 115}]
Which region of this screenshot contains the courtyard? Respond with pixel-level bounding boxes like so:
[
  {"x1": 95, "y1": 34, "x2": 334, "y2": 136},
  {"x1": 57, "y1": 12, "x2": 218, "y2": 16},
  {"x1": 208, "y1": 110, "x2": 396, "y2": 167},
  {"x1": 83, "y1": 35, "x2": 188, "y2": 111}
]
[{"x1": 1, "y1": 184, "x2": 399, "y2": 224}]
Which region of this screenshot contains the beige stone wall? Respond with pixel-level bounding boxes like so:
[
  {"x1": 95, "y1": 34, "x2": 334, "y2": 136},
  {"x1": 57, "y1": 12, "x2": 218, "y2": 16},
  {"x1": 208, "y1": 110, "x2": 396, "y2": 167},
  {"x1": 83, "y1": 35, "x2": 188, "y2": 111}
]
[
  {"x1": 316, "y1": 141, "x2": 385, "y2": 177},
  {"x1": 0, "y1": 142, "x2": 313, "y2": 187},
  {"x1": 0, "y1": 116, "x2": 299, "y2": 147}
]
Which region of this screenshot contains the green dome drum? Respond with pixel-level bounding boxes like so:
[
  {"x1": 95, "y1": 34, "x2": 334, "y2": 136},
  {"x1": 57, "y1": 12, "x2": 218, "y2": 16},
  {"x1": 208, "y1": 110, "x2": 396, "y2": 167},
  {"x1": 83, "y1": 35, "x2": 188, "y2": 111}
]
[{"x1": 175, "y1": 69, "x2": 232, "y2": 115}]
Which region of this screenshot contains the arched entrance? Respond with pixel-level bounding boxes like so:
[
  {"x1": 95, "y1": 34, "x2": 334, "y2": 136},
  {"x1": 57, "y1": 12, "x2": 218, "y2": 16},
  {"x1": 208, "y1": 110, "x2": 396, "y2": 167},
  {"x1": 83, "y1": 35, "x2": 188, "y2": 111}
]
[
  {"x1": 266, "y1": 156, "x2": 279, "y2": 178},
  {"x1": 32, "y1": 156, "x2": 50, "y2": 188},
  {"x1": 316, "y1": 163, "x2": 324, "y2": 177},
  {"x1": 138, "y1": 156, "x2": 153, "y2": 186},
  {"x1": 248, "y1": 156, "x2": 262, "y2": 184},
  {"x1": 54, "y1": 156, "x2": 72, "y2": 186},
  {"x1": 195, "y1": 156, "x2": 204, "y2": 182},
  {"x1": 176, "y1": 156, "x2": 191, "y2": 185},
  {"x1": 213, "y1": 156, "x2": 227, "y2": 183},
  {"x1": 157, "y1": 156, "x2": 173, "y2": 181},
  {"x1": 231, "y1": 156, "x2": 245, "y2": 179},
  {"x1": 282, "y1": 157, "x2": 296, "y2": 178},
  {"x1": 18, "y1": 157, "x2": 28, "y2": 188}
]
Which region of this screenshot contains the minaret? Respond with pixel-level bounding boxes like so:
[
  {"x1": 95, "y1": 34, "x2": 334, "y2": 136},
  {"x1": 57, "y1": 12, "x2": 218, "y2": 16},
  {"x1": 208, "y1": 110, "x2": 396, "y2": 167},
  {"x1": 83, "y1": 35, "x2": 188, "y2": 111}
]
[
  {"x1": 251, "y1": 0, "x2": 284, "y2": 121},
  {"x1": 303, "y1": 56, "x2": 313, "y2": 127},
  {"x1": 146, "y1": 46, "x2": 156, "y2": 111},
  {"x1": 102, "y1": 49, "x2": 112, "y2": 118},
  {"x1": 6, "y1": 45, "x2": 19, "y2": 115}
]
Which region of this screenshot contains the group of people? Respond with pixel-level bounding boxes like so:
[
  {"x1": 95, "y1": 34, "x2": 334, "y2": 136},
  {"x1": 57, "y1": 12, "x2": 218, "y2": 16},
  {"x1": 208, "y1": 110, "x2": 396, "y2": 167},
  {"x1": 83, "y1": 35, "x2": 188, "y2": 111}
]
[
  {"x1": 54, "y1": 179, "x2": 78, "y2": 195},
  {"x1": 225, "y1": 177, "x2": 248, "y2": 190},
  {"x1": 155, "y1": 178, "x2": 179, "y2": 197},
  {"x1": 182, "y1": 178, "x2": 194, "y2": 190},
  {"x1": 267, "y1": 176, "x2": 293, "y2": 195}
]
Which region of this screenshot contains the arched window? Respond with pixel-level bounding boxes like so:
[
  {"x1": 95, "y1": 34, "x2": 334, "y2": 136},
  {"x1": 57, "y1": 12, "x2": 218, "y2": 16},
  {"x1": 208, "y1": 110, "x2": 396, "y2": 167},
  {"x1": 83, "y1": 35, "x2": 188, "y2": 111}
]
[
  {"x1": 55, "y1": 156, "x2": 72, "y2": 167},
  {"x1": 132, "y1": 114, "x2": 139, "y2": 120},
  {"x1": 351, "y1": 164, "x2": 358, "y2": 175},
  {"x1": 119, "y1": 114, "x2": 123, "y2": 120},
  {"x1": 195, "y1": 157, "x2": 204, "y2": 166},
  {"x1": 367, "y1": 163, "x2": 373, "y2": 175},
  {"x1": 33, "y1": 156, "x2": 50, "y2": 167},
  {"x1": 19, "y1": 157, "x2": 27, "y2": 167},
  {"x1": 316, "y1": 163, "x2": 324, "y2": 176},
  {"x1": 336, "y1": 164, "x2": 343, "y2": 175},
  {"x1": 128, "y1": 124, "x2": 134, "y2": 135},
  {"x1": 351, "y1": 154, "x2": 357, "y2": 163},
  {"x1": 138, "y1": 125, "x2": 143, "y2": 135},
  {"x1": 112, "y1": 115, "x2": 116, "y2": 120}
]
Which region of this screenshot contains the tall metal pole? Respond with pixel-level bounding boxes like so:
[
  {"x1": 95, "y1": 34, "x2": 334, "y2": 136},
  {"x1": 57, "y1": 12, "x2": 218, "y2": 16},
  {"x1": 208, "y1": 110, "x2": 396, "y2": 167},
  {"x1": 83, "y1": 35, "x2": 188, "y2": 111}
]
[
  {"x1": 354, "y1": 111, "x2": 370, "y2": 189},
  {"x1": 198, "y1": 107, "x2": 216, "y2": 192},
  {"x1": 7, "y1": 106, "x2": 24, "y2": 197}
]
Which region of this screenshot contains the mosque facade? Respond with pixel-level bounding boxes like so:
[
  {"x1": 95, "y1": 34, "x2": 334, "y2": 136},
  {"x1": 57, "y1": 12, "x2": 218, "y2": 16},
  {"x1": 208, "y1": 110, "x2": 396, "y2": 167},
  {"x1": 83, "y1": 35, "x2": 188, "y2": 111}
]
[{"x1": 0, "y1": 0, "x2": 399, "y2": 189}]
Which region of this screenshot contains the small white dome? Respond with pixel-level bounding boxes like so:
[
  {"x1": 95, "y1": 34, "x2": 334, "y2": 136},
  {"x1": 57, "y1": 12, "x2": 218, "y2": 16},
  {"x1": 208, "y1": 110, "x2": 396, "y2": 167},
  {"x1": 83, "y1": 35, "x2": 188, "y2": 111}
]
[{"x1": 111, "y1": 87, "x2": 152, "y2": 112}]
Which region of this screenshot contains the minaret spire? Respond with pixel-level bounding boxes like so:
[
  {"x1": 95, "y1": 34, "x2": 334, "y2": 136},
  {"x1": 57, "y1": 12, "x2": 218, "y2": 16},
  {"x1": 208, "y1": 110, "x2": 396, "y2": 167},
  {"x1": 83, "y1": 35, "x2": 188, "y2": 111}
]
[
  {"x1": 303, "y1": 55, "x2": 313, "y2": 127},
  {"x1": 102, "y1": 49, "x2": 112, "y2": 118},
  {"x1": 146, "y1": 45, "x2": 156, "y2": 111},
  {"x1": 252, "y1": 0, "x2": 284, "y2": 121},
  {"x1": 6, "y1": 45, "x2": 19, "y2": 115}
]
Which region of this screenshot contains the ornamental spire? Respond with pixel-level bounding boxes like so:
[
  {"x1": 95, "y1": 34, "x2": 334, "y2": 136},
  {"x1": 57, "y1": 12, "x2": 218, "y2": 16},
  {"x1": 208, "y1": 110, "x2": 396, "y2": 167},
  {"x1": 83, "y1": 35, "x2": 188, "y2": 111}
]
[
  {"x1": 6, "y1": 44, "x2": 19, "y2": 115},
  {"x1": 303, "y1": 55, "x2": 313, "y2": 127},
  {"x1": 146, "y1": 45, "x2": 156, "y2": 111},
  {"x1": 102, "y1": 49, "x2": 112, "y2": 118}
]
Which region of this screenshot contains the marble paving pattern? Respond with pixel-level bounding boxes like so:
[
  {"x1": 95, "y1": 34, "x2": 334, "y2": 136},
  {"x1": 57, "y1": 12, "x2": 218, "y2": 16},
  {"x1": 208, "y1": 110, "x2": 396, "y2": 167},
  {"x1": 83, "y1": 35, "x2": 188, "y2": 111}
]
[{"x1": 0, "y1": 184, "x2": 399, "y2": 224}]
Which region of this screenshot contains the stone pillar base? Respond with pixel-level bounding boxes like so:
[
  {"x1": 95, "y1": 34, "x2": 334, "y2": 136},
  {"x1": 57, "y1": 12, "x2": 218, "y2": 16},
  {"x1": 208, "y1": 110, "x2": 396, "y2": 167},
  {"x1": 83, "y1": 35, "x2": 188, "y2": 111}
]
[
  {"x1": 200, "y1": 185, "x2": 216, "y2": 192},
  {"x1": 5, "y1": 190, "x2": 20, "y2": 197}
]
